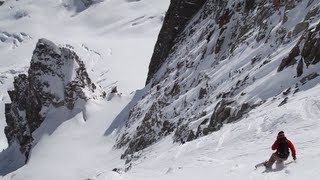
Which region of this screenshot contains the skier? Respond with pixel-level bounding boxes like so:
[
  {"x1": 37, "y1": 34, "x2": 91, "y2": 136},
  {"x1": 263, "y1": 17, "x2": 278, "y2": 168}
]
[{"x1": 264, "y1": 131, "x2": 296, "y2": 168}]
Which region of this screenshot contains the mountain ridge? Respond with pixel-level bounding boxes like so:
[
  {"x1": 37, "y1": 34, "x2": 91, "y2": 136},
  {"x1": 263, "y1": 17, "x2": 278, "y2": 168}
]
[{"x1": 115, "y1": 0, "x2": 320, "y2": 162}]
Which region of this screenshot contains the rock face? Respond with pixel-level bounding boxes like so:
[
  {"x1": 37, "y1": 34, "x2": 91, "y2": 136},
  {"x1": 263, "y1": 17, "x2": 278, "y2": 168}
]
[
  {"x1": 80, "y1": 0, "x2": 102, "y2": 8},
  {"x1": 278, "y1": 23, "x2": 320, "y2": 76},
  {"x1": 4, "y1": 39, "x2": 96, "y2": 161},
  {"x1": 146, "y1": 0, "x2": 207, "y2": 85},
  {"x1": 113, "y1": 0, "x2": 320, "y2": 162}
]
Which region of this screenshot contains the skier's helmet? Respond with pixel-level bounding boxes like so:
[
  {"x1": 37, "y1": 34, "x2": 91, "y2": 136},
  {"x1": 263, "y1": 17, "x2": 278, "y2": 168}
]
[{"x1": 278, "y1": 131, "x2": 284, "y2": 136}]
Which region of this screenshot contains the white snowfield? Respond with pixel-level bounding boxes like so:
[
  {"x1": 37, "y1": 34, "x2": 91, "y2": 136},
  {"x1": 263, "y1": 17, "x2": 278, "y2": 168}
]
[{"x1": 0, "y1": 0, "x2": 320, "y2": 179}]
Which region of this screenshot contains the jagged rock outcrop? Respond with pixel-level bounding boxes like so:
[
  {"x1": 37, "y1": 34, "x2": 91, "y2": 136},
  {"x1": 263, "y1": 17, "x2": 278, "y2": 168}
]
[
  {"x1": 146, "y1": 0, "x2": 207, "y2": 85},
  {"x1": 63, "y1": 0, "x2": 103, "y2": 12},
  {"x1": 278, "y1": 22, "x2": 320, "y2": 76},
  {"x1": 4, "y1": 38, "x2": 96, "y2": 162},
  {"x1": 113, "y1": 0, "x2": 320, "y2": 163},
  {"x1": 80, "y1": 0, "x2": 102, "y2": 7},
  {"x1": 0, "y1": 31, "x2": 31, "y2": 48}
]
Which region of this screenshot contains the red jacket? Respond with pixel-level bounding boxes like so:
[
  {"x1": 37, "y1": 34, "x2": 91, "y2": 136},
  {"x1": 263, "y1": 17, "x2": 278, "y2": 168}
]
[{"x1": 271, "y1": 134, "x2": 296, "y2": 157}]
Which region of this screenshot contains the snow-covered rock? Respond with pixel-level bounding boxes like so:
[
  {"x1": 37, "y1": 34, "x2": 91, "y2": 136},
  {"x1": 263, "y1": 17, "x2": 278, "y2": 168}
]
[
  {"x1": 1, "y1": 38, "x2": 98, "y2": 175},
  {"x1": 63, "y1": 0, "x2": 104, "y2": 12},
  {"x1": 114, "y1": 0, "x2": 320, "y2": 162}
]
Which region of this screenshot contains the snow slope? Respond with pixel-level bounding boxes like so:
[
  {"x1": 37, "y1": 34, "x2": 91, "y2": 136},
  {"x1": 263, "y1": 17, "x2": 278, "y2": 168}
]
[
  {"x1": 1, "y1": 96, "x2": 129, "y2": 180},
  {"x1": 2, "y1": 78, "x2": 320, "y2": 180},
  {"x1": 118, "y1": 85, "x2": 320, "y2": 180},
  {"x1": 0, "y1": 0, "x2": 169, "y2": 150}
]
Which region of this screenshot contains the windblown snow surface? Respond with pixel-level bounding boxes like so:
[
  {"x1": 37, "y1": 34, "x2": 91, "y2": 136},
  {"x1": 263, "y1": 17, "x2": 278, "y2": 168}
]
[{"x1": 1, "y1": 0, "x2": 320, "y2": 179}]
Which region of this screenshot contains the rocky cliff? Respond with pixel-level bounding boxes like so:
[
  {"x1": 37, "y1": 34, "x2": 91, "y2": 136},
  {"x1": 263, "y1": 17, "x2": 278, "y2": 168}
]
[
  {"x1": 146, "y1": 0, "x2": 206, "y2": 85},
  {"x1": 114, "y1": 0, "x2": 320, "y2": 162},
  {"x1": 4, "y1": 39, "x2": 97, "y2": 162}
]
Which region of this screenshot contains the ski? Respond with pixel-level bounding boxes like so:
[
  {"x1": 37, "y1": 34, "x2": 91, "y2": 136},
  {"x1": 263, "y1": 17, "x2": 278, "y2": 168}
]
[
  {"x1": 255, "y1": 161, "x2": 267, "y2": 169},
  {"x1": 255, "y1": 159, "x2": 296, "y2": 170},
  {"x1": 284, "y1": 160, "x2": 296, "y2": 165}
]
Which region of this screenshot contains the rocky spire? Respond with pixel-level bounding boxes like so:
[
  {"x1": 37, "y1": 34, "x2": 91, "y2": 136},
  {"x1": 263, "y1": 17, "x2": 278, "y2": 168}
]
[{"x1": 4, "y1": 38, "x2": 96, "y2": 161}]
